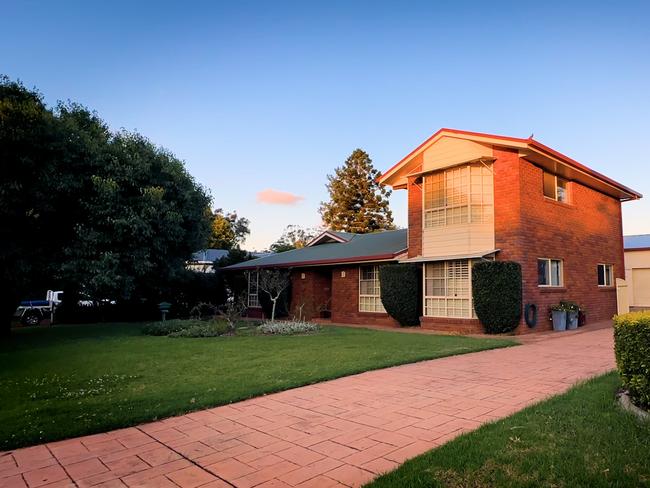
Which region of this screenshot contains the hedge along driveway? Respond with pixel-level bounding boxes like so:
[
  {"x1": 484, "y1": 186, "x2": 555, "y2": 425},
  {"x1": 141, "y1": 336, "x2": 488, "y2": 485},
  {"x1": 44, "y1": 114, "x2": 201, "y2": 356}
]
[
  {"x1": 614, "y1": 311, "x2": 650, "y2": 407},
  {"x1": 0, "y1": 323, "x2": 515, "y2": 450}
]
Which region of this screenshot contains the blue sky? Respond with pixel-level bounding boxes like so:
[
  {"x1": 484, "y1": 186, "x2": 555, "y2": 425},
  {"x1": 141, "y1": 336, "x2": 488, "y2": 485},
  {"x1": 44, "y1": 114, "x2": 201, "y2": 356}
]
[{"x1": 2, "y1": 1, "x2": 649, "y2": 250}]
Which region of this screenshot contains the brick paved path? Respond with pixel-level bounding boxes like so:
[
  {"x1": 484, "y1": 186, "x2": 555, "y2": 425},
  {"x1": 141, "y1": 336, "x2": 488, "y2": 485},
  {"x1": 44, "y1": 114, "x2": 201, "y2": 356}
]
[{"x1": 0, "y1": 327, "x2": 615, "y2": 488}]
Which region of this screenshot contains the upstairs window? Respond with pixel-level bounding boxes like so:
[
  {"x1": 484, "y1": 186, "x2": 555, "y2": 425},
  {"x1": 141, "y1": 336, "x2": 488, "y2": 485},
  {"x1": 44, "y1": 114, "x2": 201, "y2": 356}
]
[
  {"x1": 538, "y1": 258, "x2": 563, "y2": 287},
  {"x1": 247, "y1": 271, "x2": 260, "y2": 307},
  {"x1": 359, "y1": 265, "x2": 385, "y2": 313},
  {"x1": 423, "y1": 163, "x2": 493, "y2": 228},
  {"x1": 597, "y1": 264, "x2": 614, "y2": 287},
  {"x1": 543, "y1": 172, "x2": 568, "y2": 202}
]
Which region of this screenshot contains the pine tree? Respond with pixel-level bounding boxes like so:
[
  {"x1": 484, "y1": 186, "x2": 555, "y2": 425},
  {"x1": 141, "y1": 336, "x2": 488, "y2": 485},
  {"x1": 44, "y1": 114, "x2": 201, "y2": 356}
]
[{"x1": 320, "y1": 149, "x2": 394, "y2": 233}]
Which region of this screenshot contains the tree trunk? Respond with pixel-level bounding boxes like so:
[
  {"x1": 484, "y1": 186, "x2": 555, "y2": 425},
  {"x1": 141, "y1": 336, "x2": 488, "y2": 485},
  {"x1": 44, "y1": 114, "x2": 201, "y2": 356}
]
[
  {"x1": 271, "y1": 298, "x2": 277, "y2": 321},
  {"x1": 60, "y1": 285, "x2": 81, "y2": 324},
  {"x1": 0, "y1": 293, "x2": 19, "y2": 340}
]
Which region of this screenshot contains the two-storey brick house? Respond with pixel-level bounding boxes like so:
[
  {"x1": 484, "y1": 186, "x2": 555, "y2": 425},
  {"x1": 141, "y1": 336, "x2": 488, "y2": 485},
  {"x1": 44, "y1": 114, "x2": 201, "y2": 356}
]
[{"x1": 227, "y1": 129, "x2": 641, "y2": 333}]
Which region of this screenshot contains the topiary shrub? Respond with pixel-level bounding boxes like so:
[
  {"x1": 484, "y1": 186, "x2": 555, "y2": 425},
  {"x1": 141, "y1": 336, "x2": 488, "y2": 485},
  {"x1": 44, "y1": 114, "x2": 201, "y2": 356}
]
[
  {"x1": 614, "y1": 311, "x2": 650, "y2": 408},
  {"x1": 379, "y1": 264, "x2": 420, "y2": 326},
  {"x1": 472, "y1": 261, "x2": 522, "y2": 334}
]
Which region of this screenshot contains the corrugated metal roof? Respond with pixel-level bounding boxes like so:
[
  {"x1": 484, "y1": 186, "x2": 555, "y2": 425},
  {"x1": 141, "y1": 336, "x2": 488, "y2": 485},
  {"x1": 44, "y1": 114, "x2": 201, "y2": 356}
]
[
  {"x1": 191, "y1": 249, "x2": 230, "y2": 262},
  {"x1": 624, "y1": 234, "x2": 650, "y2": 250},
  {"x1": 225, "y1": 229, "x2": 407, "y2": 270},
  {"x1": 191, "y1": 249, "x2": 271, "y2": 262},
  {"x1": 329, "y1": 231, "x2": 355, "y2": 241}
]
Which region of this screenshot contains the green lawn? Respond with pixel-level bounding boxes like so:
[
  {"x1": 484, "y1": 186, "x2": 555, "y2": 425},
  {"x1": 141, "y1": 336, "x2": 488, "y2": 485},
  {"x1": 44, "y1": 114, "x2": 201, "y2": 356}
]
[
  {"x1": 0, "y1": 323, "x2": 514, "y2": 450},
  {"x1": 367, "y1": 372, "x2": 650, "y2": 488}
]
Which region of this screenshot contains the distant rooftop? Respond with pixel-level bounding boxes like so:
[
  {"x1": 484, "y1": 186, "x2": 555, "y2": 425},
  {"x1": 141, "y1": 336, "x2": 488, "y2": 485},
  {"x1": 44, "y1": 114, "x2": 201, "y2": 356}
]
[
  {"x1": 191, "y1": 249, "x2": 271, "y2": 263},
  {"x1": 191, "y1": 249, "x2": 229, "y2": 263},
  {"x1": 624, "y1": 235, "x2": 650, "y2": 250},
  {"x1": 225, "y1": 229, "x2": 407, "y2": 270}
]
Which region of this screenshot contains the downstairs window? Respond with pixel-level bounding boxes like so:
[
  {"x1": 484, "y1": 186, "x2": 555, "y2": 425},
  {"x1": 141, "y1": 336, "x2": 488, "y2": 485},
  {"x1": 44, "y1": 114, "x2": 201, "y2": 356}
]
[{"x1": 359, "y1": 265, "x2": 386, "y2": 313}]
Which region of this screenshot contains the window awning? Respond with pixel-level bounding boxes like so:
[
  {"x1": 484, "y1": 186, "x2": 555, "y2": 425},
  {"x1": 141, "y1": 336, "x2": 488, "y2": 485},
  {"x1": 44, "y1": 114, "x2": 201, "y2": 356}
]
[{"x1": 398, "y1": 249, "x2": 500, "y2": 264}]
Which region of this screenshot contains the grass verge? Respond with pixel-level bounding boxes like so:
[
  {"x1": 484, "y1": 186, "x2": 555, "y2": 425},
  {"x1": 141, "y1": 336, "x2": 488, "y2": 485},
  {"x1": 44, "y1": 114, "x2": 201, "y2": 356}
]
[{"x1": 367, "y1": 372, "x2": 650, "y2": 487}]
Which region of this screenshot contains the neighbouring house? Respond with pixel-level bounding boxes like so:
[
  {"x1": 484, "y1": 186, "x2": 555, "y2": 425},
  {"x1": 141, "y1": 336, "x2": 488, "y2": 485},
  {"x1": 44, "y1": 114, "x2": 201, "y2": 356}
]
[
  {"x1": 187, "y1": 249, "x2": 230, "y2": 273},
  {"x1": 187, "y1": 249, "x2": 271, "y2": 273},
  {"x1": 624, "y1": 235, "x2": 650, "y2": 310},
  {"x1": 226, "y1": 129, "x2": 641, "y2": 333}
]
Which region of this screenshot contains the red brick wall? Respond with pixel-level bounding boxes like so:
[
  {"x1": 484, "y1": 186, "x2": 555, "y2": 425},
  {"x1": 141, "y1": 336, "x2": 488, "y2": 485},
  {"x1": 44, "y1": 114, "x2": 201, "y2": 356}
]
[
  {"x1": 330, "y1": 265, "x2": 400, "y2": 327},
  {"x1": 245, "y1": 307, "x2": 264, "y2": 319},
  {"x1": 493, "y1": 147, "x2": 526, "y2": 263},
  {"x1": 420, "y1": 317, "x2": 482, "y2": 333},
  {"x1": 289, "y1": 268, "x2": 332, "y2": 321},
  {"x1": 407, "y1": 155, "x2": 424, "y2": 258},
  {"x1": 493, "y1": 149, "x2": 623, "y2": 333}
]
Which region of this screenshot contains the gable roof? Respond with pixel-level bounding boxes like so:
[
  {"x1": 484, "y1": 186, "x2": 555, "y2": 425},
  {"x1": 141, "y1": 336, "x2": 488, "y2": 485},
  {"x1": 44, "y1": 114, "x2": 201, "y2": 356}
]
[
  {"x1": 624, "y1": 234, "x2": 650, "y2": 251},
  {"x1": 379, "y1": 128, "x2": 641, "y2": 201},
  {"x1": 306, "y1": 230, "x2": 355, "y2": 246},
  {"x1": 224, "y1": 229, "x2": 407, "y2": 270}
]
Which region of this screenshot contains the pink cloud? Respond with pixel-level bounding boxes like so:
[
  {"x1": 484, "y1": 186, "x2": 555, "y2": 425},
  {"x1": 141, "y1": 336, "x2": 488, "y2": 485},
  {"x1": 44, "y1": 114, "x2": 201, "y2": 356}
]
[{"x1": 256, "y1": 188, "x2": 304, "y2": 205}]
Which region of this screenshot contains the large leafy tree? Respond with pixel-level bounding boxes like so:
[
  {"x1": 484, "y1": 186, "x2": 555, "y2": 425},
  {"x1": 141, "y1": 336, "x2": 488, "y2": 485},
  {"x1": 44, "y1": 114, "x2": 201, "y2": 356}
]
[
  {"x1": 207, "y1": 208, "x2": 250, "y2": 250},
  {"x1": 269, "y1": 225, "x2": 319, "y2": 253},
  {"x1": 0, "y1": 76, "x2": 212, "y2": 336},
  {"x1": 0, "y1": 78, "x2": 65, "y2": 336},
  {"x1": 320, "y1": 149, "x2": 394, "y2": 233},
  {"x1": 60, "y1": 131, "x2": 211, "y2": 302}
]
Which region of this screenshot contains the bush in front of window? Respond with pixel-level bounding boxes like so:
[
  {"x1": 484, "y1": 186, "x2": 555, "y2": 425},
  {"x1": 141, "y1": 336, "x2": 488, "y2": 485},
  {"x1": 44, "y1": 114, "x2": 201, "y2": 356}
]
[
  {"x1": 614, "y1": 312, "x2": 650, "y2": 409},
  {"x1": 472, "y1": 261, "x2": 522, "y2": 334},
  {"x1": 379, "y1": 264, "x2": 420, "y2": 326}
]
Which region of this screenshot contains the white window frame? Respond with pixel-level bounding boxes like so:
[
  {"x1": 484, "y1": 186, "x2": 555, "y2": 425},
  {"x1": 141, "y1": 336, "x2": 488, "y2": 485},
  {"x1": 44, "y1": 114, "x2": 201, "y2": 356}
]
[
  {"x1": 247, "y1": 271, "x2": 260, "y2": 308},
  {"x1": 597, "y1": 263, "x2": 614, "y2": 287},
  {"x1": 543, "y1": 172, "x2": 569, "y2": 203},
  {"x1": 358, "y1": 265, "x2": 385, "y2": 313},
  {"x1": 537, "y1": 258, "x2": 563, "y2": 287},
  {"x1": 423, "y1": 260, "x2": 475, "y2": 318},
  {"x1": 422, "y1": 163, "x2": 494, "y2": 229}
]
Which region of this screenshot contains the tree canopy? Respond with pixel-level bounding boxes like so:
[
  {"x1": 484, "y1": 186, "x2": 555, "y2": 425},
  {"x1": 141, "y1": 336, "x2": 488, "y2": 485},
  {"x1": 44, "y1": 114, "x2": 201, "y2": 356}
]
[
  {"x1": 207, "y1": 208, "x2": 250, "y2": 250},
  {"x1": 0, "y1": 76, "x2": 212, "y2": 335},
  {"x1": 319, "y1": 149, "x2": 394, "y2": 233},
  {"x1": 269, "y1": 225, "x2": 319, "y2": 253}
]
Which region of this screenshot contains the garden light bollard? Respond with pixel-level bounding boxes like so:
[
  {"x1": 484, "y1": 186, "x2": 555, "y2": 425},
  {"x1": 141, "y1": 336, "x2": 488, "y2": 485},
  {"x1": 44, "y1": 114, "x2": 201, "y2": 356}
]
[{"x1": 158, "y1": 301, "x2": 172, "y2": 321}]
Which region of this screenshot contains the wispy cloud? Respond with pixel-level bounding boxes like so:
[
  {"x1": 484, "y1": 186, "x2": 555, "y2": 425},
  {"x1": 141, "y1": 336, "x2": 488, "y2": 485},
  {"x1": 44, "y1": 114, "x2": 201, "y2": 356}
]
[{"x1": 256, "y1": 188, "x2": 304, "y2": 205}]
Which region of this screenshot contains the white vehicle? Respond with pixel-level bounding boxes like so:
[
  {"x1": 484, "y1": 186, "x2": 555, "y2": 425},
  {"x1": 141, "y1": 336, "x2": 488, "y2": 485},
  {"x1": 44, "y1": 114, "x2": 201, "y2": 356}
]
[{"x1": 14, "y1": 290, "x2": 64, "y2": 326}]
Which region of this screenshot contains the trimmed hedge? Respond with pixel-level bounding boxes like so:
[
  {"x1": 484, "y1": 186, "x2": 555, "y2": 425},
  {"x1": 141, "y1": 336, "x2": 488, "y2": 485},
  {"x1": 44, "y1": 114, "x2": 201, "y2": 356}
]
[
  {"x1": 379, "y1": 264, "x2": 420, "y2": 327},
  {"x1": 472, "y1": 261, "x2": 522, "y2": 334},
  {"x1": 614, "y1": 311, "x2": 650, "y2": 408}
]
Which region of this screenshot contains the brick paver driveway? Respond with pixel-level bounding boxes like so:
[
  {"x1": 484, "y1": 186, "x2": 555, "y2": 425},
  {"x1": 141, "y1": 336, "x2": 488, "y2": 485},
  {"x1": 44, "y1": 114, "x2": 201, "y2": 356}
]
[{"x1": 1, "y1": 326, "x2": 615, "y2": 488}]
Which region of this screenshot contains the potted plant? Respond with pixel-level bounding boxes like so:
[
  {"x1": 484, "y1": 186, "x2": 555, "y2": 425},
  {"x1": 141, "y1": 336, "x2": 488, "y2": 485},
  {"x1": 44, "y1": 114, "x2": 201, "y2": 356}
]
[
  {"x1": 562, "y1": 301, "x2": 579, "y2": 330},
  {"x1": 551, "y1": 304, "x2": 567, "y2": 331}
]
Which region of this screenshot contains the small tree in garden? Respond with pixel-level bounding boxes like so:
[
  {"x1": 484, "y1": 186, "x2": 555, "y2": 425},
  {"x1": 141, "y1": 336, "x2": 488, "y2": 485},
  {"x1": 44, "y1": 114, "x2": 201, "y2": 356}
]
[
  {"x1": 220, "y1": 295, "x2": 248, "y2": 332},
  {"x1": 258, "y1": 269, "x2": 291, "y2": 321},
  {"x1": 472, "y1": 261, "x2": 522, "y2": 334}
]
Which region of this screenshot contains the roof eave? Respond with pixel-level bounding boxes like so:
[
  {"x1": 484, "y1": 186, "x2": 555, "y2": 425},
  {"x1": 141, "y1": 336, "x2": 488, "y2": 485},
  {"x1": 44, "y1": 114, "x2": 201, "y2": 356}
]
[
  {"x1": 223, "y1": 251, "x2": 405, "y2": 271},
  {"x1": 378, "y1": 128, "x2": 642, "y2": 201}
]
